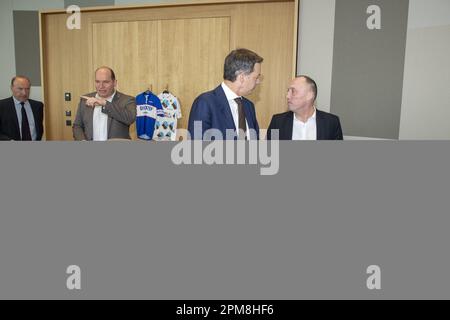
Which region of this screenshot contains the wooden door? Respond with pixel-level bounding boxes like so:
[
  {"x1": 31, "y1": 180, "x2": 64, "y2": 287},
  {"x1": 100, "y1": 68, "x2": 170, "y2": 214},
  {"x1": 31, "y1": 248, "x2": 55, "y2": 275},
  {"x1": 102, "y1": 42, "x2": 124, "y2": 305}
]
[{"x1": 92, "y1": 17, "x2": 230, "y2": 140}]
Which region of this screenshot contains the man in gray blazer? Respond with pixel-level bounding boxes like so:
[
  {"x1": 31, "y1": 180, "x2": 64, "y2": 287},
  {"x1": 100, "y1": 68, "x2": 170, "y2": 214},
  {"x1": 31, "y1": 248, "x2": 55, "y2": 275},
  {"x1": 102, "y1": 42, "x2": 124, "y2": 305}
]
[{"x1": 73, "y1": 66, "x2": 136, "y2": 141}]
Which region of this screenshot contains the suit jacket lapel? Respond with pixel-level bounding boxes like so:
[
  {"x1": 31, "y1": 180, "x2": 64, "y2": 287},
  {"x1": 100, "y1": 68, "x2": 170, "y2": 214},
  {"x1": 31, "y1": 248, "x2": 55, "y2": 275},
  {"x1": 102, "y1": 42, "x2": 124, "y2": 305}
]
[
  {"x1": 242, "y1": 100, "x2": 254, "y2": 129},
  {"x1": 9, "y1": 97, "x2": 21, "y2": 139},
  {"x1": 215, "y1": 86, "x2": 236, "y2": 130},
  {"x1": 107, "y1": 92, "x2": 119, "y2": 138},
  {"x1": 316, "y1": 110, "x2": 325, "y2": 140},
  {"x1": 284, "y1": 111, "x2": 294, "y2": 140},
  {"x1": 242, "y1": 100, "x2": 260, "y2": 140},
  {"x1": 84, "y1": 99, "x2": 94, "y2": 140}
]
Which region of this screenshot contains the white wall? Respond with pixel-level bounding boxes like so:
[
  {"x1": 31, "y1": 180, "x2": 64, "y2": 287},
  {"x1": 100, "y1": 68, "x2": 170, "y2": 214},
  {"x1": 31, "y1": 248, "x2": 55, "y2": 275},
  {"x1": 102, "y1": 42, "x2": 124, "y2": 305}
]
[
  {"x1": 297, "y1": 0, "x2": 335, "y2": 113},
  {"x1": 297, "y1": 0, "x2": 450, "y2": 139},
  {"x1": 399, "y1": 0, "x2": 450, "y2": 139},
  {"x1": 0, "y1": 0, "x2": 63, "y2": 100},
  {"x1": 407, "y1": 0, "x2": 450, "y2": 29},
  {"x1": 0, "y1": 0, "x2": 17, "y2": 99}
]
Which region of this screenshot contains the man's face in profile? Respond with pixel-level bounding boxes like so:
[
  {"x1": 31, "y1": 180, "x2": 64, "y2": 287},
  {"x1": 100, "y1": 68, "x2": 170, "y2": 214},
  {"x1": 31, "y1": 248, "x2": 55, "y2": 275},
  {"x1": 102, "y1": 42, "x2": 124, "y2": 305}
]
[
  {"x1": 240, "y1": 63, "x2": 262, "y2": 96},
  {"x1": 287, "y1": 77, "x2": 314, "y2": 113}
]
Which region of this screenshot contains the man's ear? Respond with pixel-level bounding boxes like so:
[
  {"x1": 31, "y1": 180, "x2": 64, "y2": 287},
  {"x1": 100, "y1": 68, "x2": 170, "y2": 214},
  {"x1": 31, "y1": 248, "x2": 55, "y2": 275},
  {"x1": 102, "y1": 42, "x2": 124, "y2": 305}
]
[{"x1": 236, "y1": 72, "x2": 244, "y2": 83}]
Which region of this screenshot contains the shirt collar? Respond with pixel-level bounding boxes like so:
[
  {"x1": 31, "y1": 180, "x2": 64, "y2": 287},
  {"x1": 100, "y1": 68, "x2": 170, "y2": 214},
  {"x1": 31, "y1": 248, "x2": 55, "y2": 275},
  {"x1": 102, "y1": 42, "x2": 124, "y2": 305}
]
[
  {"x1": 13, "y1": 96, "x2": 28, "y2": 105},
  {"x1": 221, "y1": 82, "x2": 240, "y2": 102},
  {"x1": 96, "y1": 91, "x2": 116, "y2": 103},
  {"x1": 294, "y1": 108, "x2": 316, "y2": 123}
]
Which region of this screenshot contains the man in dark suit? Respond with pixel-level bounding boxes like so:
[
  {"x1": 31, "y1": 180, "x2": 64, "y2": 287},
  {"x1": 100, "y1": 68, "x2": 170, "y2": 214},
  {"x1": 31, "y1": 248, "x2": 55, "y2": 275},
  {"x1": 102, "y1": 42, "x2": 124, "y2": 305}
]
[
  {"x1": 72, "y1": 66, "x2": 136, "y2": 141},
  {"x1": 0, "y1": 76, "x2": 44, "y2": 141},
  {"x1": 267, "y1": 76, "x2": 343, "y2": 140},
  {"x1": 188, "y1": 48, "x2": 263, "y2": 140}
]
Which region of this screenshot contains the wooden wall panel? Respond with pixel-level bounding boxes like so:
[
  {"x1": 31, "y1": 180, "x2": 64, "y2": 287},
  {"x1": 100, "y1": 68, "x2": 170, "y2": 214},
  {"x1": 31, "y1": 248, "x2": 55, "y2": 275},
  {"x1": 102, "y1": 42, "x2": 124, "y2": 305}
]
[
  {"x1": 41, "y1": 13, "x2": 92, "y2": 140},
  {"x1": 157, "y1": 17, "x2": 230, "y2": 139},
  {"x1": 92, "y1": 17, "x2": 229, "y2": 140},
  {"x1": 93, "y1": 21, "x2": 159, "y2": 140}
]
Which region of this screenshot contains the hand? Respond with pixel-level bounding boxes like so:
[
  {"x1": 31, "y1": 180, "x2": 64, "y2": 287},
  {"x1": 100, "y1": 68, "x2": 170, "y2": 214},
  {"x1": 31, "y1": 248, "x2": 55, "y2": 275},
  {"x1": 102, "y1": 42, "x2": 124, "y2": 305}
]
[{"x1": 80, "y1": 96, "x2": 107, "y2": 108}]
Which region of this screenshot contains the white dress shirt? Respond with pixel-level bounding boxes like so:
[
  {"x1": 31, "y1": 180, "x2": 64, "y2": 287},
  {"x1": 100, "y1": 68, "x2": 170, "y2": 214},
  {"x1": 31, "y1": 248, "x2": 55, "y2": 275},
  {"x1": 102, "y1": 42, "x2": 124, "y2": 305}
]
[
  {"x1": 221, "y1": 82, "x2": 251, "y2": 139},
  {"x1": 93, "y1": 92, "x2": 115, "y2": 141},
  {"x1": 292, "y1": 109, "x2": 317, "y2": 140}
]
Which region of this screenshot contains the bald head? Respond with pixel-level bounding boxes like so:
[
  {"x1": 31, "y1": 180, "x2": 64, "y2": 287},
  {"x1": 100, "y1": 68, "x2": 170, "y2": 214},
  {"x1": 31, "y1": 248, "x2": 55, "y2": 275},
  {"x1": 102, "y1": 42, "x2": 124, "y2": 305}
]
[
  {"x1": 95, "y1": 67, "x2": 116, "y2": 81},
  {"x1": 95, "y1": 66, "x2": 117, "y2": 98},
  {"x1": 11, "y1": 76, "x2": 31, "y2": 102},
  {"x1": 11, "y1": 76, "x2": 31, "y2": 87},
  {"x1": 298, "y1": 75, "x2": 317, "y2": 101},
  {"x1": 286, "y1": 76, "x2": 317, "y2": 114}
]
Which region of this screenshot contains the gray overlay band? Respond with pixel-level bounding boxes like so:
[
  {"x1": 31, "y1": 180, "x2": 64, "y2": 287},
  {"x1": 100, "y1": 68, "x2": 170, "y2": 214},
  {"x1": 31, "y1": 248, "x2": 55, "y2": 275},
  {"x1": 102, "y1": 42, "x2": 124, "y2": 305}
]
[{"x1": 0, "y1": 142, "x2": 449, "y2": 299}]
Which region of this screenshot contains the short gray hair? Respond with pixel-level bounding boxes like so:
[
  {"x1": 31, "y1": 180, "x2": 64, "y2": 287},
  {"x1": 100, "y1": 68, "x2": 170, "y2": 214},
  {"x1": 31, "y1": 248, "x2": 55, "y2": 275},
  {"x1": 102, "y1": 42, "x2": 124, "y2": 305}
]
[
  {"x1": 223, "y1": 48, "x2": 263, "y2": 82},
  {"x1": 298, "y1": 75, "x2": 317, "y2": 102}
]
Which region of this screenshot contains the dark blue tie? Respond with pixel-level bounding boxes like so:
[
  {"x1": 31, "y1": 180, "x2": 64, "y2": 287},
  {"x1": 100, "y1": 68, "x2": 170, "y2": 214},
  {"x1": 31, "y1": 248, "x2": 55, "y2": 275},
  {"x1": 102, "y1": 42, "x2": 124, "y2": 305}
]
[{"x1": 20, "y1": 102, "x2": 32, "y2": 141}]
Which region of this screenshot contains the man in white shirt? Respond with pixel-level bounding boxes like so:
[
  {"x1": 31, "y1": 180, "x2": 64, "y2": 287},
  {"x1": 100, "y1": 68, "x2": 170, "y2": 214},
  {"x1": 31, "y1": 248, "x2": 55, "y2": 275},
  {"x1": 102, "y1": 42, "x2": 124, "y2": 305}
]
[
  {"x1": 73, "y1": 66, "x2": 136, "y2": 141},
  {"x1": 188, "y1": 48, "x2": 262, "y2": 140},
  {"x1": 0, "y1": 76, "x2": 44, "y2": 141},
  {"x1": 267, "y1": 76, "x2": 343, "y2": 140}
]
